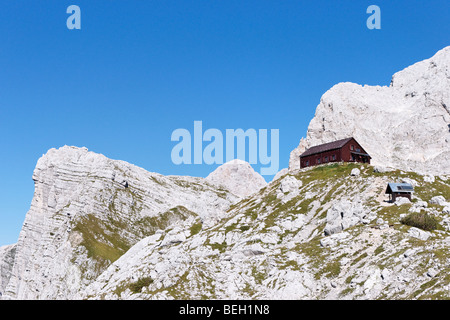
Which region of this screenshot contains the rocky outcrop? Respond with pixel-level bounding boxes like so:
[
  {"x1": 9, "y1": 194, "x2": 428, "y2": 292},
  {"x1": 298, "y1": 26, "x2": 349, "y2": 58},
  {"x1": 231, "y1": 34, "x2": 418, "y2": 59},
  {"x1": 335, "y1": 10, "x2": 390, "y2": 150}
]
[
  {"x1": 288, "y1": 138, "x2": 307, "y2": 172},
  {"x1": 81, "y1": 162, "x2": 450, "y2": 300},
  {"x1": 0, "y1": 244, "x2": 16, "y2": 298},
  {"x1": 289, "y1": 47, "x2": 450, "y2": 175},
  {"x1": 206, "y1": 159, "x2": 267, "y2": 198},
  {"x1": 324, "y1": 197, "x2": 374, "y2": 236},
  {"x1": 2, "y1": 146, "x2": 239, "y2": 300}
]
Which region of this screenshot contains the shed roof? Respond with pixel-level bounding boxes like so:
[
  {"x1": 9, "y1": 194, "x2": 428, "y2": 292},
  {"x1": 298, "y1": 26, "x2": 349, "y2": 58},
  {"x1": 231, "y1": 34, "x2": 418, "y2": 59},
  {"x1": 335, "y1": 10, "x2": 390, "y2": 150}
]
[
  {"x1": 385, "y1": 183, "x2": 414, "y2": 194},
  {"x1": 300, "y1": 137, "x2": 353, "y2": 157}
]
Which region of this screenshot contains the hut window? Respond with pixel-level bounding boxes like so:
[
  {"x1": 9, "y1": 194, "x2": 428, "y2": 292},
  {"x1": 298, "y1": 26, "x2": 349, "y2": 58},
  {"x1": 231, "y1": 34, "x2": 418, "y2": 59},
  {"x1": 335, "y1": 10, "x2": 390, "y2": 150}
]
[
  {"x1": 324, "y1": 156, "x2": 328, "y2": 162},
  {"x1": 317, "y1": 158, "x2": 321, "y2": 164},
  {"x1": 332, "y1": 154, "x2": 336, "y2": 160},
  {"x1": 350, "y1": 145, "x2": 354, "y2": 150},
  {"x1": 306, "y1": 160, "x2": 309, "y2": 166}
]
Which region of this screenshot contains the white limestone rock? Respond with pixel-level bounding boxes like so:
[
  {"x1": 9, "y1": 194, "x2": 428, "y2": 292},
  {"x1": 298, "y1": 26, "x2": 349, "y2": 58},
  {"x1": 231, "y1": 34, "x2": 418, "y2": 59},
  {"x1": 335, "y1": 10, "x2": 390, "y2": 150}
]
[
  {"x1": 2, "y1": 146, "x2": 239, "y2": 300},
  {"x1": 400, "y1": 178, "x2": 419, "y2": 187},
  {"x1": 289, "y1": 46, "x2": 450, "y2": 176},
  {"x1": 0, "y1": 244, "x2": 16, "y2": 298},
  {"x1": 324, "y1": 198, "x2": 368, "y2": 235},
  {"x1": 427, "y1": 268, "x2": 439, "y2": 278},
  {"x1": 408, "y1": 227, "x2": 431, "y2": 241},
  {"x1": 430, "y1": 195, "x2": 448, "y2": 206},
  {"x1": 373, "y1": 165, "x2": 394, "y2": 173},
  {"x1": 320, "y1": 231, "x2": 350, "y2": 247},
  {"x1": 395, "y1": 197, "x2": 411, "y2": 206},
  {"x1": 272, "y1": 168, "x2": 288, "y2": 182},
  {"x1": 279, "y1": 176, "x2": 302, "y2": 194},
  {"x1": 206, "y1": 159, "x2": 267, "y2": 198},
  {"x1": 288, "y1": 138, "x2": 308, "y2": 171},
  {"x1": 409, "y1": 200, "x2": 428, "y2": 213}
]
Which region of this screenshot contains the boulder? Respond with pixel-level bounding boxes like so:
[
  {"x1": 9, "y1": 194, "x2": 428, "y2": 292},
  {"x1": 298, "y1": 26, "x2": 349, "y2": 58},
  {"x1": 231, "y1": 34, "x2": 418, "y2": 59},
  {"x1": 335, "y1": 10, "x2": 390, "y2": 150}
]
[
  {"x1": 279, "y1": 176, "x2": 302, "y2": 194},
  {"x1": 324, "y1": 198, "x2": 367, "y2": 235},
  {"x1": 395, "y1": 197, "x2": 411, "y2": 206},
  {"x1": 408, "y1": 227, "x2": 431, "y2": 241},
  {"x1": 373, "y1": 166, "x2": 392, "y2": 173},
  {"x1": 320, "y1": 232, "x2": 349, "y2": 247},
  {"x1": 427, "y1": 268, "x2": 438, "y2": 278},
  {"x1": 400, "y1": 178, "x2": 419, "y2": 187},
  {"x1": 430, "y1": 196, "x2": 448, "y2": 206}
]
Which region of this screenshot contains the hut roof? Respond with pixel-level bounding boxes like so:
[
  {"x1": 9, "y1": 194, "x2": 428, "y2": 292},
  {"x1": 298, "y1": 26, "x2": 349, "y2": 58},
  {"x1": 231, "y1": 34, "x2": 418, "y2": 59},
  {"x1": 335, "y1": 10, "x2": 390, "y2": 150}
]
[
  {"x1": 385, "y1": 182, "x2": 414, "y2": 194},
  {"x1": 300, "y1": 137, "x2": 354, "y2": 157}
]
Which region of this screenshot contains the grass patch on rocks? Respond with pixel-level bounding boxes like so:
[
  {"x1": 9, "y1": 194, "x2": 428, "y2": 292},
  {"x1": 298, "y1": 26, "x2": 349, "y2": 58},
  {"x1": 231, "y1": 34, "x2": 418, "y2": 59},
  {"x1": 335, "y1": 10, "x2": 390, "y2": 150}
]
[{"x1": 400, "y1": 212, "x2": 440, "y2": 231}]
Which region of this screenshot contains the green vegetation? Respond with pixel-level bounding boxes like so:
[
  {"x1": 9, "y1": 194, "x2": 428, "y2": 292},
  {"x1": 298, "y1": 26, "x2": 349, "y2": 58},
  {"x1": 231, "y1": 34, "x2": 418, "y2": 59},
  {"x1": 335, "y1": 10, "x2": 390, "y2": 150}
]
[
  {"x1": 415, "y1": 179, "x2": 450, "y2": 203},
  {"x1": 139, "y1": 205, "x2": 197, "y2": 232},
  {"x1": 128, "y1": 277, "x2": 154, "y2": 293},
  {"x1": 190, "y1": 221, "x2": 203, "y2": 236},
  {"x1": 401, "y1": 212, "x2": 441, "y2": 231},
  {"x1": 72, "y1": 214, "x2": 131, "y2": 269},
  {"x1": 374, "y1": 244, "x2": 384, "y2": 255},
  {"x1": 315, "y1": 260, "x2": 341, "y2": 280},
  {"x1": 377, "y1": 204, "x2": 409, "y2": 226},
  {"x1": 294, "y1": 237, "x2": 327, "y2": 269},
  {"x1": 72, "y1": 200, "x2": 198, "y2": 276},
  {"x1": 300, "y1": 162, "x2": 363, "y2": 185},
  {"x1": 76, "y1": 162, "x2": 450, "y2": 300},
  {"x1": 113, "y1": 276, "x2": 154, "y2": 297}
]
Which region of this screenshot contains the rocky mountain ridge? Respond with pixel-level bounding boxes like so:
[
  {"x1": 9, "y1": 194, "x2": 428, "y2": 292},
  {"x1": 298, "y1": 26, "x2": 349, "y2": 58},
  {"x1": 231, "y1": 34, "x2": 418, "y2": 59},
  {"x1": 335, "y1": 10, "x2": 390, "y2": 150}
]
[
  {"x1": 2, "y1": 146, "x2": 449, "y2": 299},
  {"x1": 0, "y1": 146, "x2": 260, "y2": 299},
  {"x1": 81, "y1": 162, "x2": 449, "y2": 300},
  {"x1": 2, "y1": 46, "x2": 450, "y2": 300}
]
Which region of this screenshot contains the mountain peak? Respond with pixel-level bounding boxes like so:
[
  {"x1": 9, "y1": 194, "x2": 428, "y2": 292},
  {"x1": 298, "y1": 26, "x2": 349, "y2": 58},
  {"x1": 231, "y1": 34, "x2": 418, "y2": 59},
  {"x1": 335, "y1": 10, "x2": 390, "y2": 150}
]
[
  {"x1": 289, "y1": 46, "x2": 450, "y2": 175},
  {"x1": 206, "y1": 160, "x2": 267, "y2": 198}
]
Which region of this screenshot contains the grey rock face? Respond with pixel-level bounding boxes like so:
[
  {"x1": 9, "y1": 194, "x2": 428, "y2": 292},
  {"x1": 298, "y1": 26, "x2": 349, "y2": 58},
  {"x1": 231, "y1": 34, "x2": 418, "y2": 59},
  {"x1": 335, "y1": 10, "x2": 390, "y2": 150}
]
[
  {"x1": 0, "y1": 244, "x2": 16, "y2": 298},
  {"x1": 2, "y1": 146, "x2": 239, "y2": 300}
]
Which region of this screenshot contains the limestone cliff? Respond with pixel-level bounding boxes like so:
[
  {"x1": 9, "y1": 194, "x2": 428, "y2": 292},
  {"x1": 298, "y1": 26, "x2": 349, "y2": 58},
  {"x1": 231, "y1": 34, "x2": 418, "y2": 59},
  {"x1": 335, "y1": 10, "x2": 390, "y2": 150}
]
[
  {"x1": 289, "y1": 47, "x2": 450, "y2": 175},
  {"x1": 2, "y1": 146, "x2": 238, "y2": 299}
]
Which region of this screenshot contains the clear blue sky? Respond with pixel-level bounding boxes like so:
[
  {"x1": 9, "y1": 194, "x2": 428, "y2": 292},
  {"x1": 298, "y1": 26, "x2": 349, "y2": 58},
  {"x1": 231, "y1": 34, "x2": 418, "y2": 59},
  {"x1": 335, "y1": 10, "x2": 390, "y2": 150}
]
[{"x1": 0, "y1": 0, "x2": 448, "y2": 246}]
